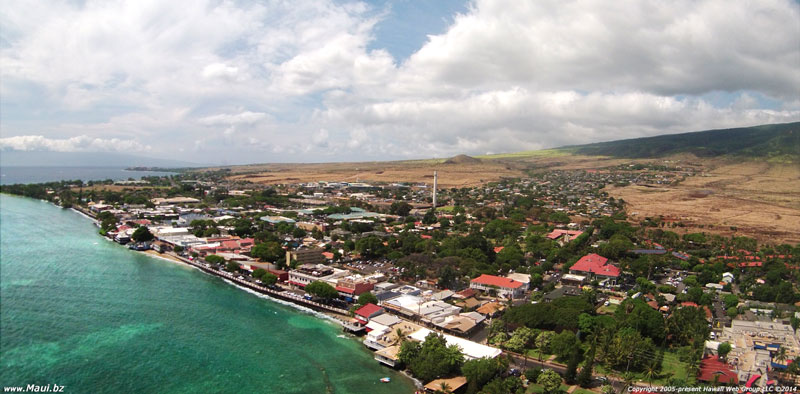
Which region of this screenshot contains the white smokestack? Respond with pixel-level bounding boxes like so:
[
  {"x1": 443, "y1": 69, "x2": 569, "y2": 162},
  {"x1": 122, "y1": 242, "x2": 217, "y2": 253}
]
[{"x1": 433, "y1": 171, "x2": 438, "y2": 209}]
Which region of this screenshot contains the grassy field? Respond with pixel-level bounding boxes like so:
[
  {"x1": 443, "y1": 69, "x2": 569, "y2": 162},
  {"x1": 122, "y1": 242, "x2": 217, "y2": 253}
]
[
  {"x1": 593, "y1": 350, "x2": 691, "y2": 386},
  {"x1": 526, "y1": 383, "x2": 572, "y2": 394}
]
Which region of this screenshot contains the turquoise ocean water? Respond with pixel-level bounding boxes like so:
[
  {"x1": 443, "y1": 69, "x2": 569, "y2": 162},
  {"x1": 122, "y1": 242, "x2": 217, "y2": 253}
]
[{"x1": 0, "y1": 194, "x2": 415, "y2": 393}]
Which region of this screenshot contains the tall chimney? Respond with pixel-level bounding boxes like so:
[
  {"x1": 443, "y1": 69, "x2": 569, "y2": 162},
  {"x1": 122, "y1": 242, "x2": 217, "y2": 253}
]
[{"x1": 432, "y1": 171, "x2": 438, "y2": 209}]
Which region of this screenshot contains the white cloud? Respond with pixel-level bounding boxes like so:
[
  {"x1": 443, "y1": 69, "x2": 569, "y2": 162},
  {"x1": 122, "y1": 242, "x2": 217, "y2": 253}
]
[
  {"x1": 198, "y1": 111, "x2": 269, "y2": 126},
  {"x1": 0, "y1": 135, "x2": 150, "y2": 153},
  {"x1": 0, "y1": 0, "x2": 798, "y2": 163}
]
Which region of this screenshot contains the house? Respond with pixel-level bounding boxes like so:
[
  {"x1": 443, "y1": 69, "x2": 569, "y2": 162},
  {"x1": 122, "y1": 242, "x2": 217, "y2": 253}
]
[
  {"x1": 469, "y1": 274, "x2": 525, "y2": 299},
  {"x1": 697, "y1": 356, "x2": 738, "y2": 385},
  {"x1": 569, "y1": 253, "x2": 620, "y2": 284},
  {"x1": 354, "y1": 303, "x2": 384, "y2": 324},
  {"x1": 546, "y1": 229, "x2": 584, "y2": 246},
  {"x1": 374, "y1": 345, "x2": 401, "y2": 368},
  {"x1": 424, "y1": 376, "x2": 468, "y2": 393}
]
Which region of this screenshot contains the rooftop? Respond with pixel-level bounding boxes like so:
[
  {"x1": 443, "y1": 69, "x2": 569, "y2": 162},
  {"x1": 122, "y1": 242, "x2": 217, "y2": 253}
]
[{"x1": 470, "y1": 274, "x2": 524, "y2": 289}]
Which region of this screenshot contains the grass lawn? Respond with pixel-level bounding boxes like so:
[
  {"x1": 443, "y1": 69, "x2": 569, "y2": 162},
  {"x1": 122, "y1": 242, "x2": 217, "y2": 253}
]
[
  {"x1": 525, "y1": 349, "x2": 552, "y2": 361},
  {"x1": 436, "y1": 205, "x2": 456, "y2": 212},
  {"x1": 526, "y1": 384, "x2": 571, "y2": 394},
  {"x1": 593, "y1": 350, "x2": 692, "y2": 386},
  {"x1": 657, "y1": 350, "x2": 692, "y2": 384},
  {"x1": 596, "y1": 304, "x2": 618, "y2": 315}
]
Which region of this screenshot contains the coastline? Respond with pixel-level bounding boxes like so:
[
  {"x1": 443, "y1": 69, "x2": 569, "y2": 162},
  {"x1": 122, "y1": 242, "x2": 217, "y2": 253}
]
[{"x1": 63, "y1": 202, "x2": 417, "y2": 382}]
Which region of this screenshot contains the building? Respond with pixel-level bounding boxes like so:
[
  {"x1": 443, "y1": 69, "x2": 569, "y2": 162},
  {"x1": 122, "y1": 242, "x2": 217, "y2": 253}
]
[
  {"x1": 336, "y1": 275, "x2": 375, "y2": 300},
  {"x1": 407, "y1": 328, "x2": 502, "y2": 360},
  {"x1": 286, "y1": 247, "x2": 325, "y2": 267},
  {"x1": 287, "y1": 264, "x2": 347, "y2": 288},
  {"x1": 354, "y1": 303, "x2": 384, "y2": 325},
  {"x1": 569, "y1": 253, "x2": 620, "y2": 284},
  {"x1": 546, "y1": 229, "x2": 584, "y2": 246},
  {"x1": 697, "y1": 356, "x2": 738, "y2": 385},
  {"x1": 469, "y1": 274, "x2": 525, "y2": 299}
]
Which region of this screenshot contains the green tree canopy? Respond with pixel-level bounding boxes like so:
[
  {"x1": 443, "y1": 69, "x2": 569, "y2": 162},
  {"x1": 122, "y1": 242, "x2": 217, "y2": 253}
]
[
  {"x1": 132, "y1": 226, "x2": 154, "y2": 243},
  {"x1": 205, "y1": 255, "x2": 225, "y2": 265},
  {"x1": 398, "y1": 332, "x2": 464, "y2": 382},
  {"x1": 251, "y1": 242, "x2": 284, "y2": 263},
  {"x1": 305, "y1": 281, "x2": 338, "y2": 300},
  {"x1": 536, "y1": 369, "x2": 562, "y2": 394},
  {"x1": 357, "y1": 291, "x2": 378, "y2": 306}
]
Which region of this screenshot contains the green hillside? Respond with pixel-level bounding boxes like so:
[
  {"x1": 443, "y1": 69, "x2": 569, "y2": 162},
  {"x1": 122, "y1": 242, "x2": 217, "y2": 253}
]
[{"x1": 562, "y1": 122, "x2": 800, "y2": 161}]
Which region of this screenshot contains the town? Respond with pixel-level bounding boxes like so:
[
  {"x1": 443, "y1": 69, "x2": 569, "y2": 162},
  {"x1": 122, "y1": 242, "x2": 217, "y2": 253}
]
[{"x1": 4, "y1": 162, "x2": 798, "y2": 394}]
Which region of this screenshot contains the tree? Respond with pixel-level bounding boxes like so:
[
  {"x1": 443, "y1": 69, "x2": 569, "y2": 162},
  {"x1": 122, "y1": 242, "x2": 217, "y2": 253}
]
[
  {"x1": 132, "y1": 226, "x2": 154, "y2": 243},
  {"x1": 423, "y1": 209, "x2": 437, "y2": 225},
  {"x1": 225, "y1": 261, "x2": 240, "y2": 272},
  {"x1": 305, "y1": 281, "x2": 338, "y2": 301},
  {"x1": 251, "y1": 242, "x2": 283, "y2": 263},
  {"x1": 643, "y1": 361, "x2": 658, "y2": 387},
  {"x1": 666, "y1": 306, "x2": 710, "y2": 346},
  {"x1": 355, "y1": 236, "x2": 387, "y2": 258},
  {"x1": 390, "y1": 201, "x2": 412, "y2": 216},
  {"x1": 577, "y1": 343, "x2": 596, "y2": 388},
  {"x1": 252, "y1": 268, "x2": 267, "y2": 279},
  {"x1": 564, "y1": 347, "x2": 582, "y2": 384},
  {"x1": 462, "y1": 357, "x2": 508, "y2": 393},
  {"x1": 791, "y1": 316, "x2": 799, "y2": 335},
  {"x1": 551, "y1": 330, "x2": 579, "y2": 361},
  {"x1": 536, "y1": 369, "x2": 562, "y2": 394},
  {"x1": 260, "y1": 272, "x2": 278, "y2": 286},
  {"x1": 717, "y1": 342, "x2": 732, "y2": 360},
  {"x1": 399, "y1": 332, "x2": 464, "y2": 382},
  {"x1": 357, "y1": 291, "x2": 378, "y2": 306},
  {"x1": 535, "y1": 331, "x2": 555, "y2": 363},
  {"x1": 205, "y1": 255, "x2": 225, "y2": 265}
]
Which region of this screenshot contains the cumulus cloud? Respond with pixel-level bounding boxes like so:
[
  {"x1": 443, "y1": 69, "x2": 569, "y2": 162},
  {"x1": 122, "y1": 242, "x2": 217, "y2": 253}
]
[
  {"x1": 0, "y1": 0, "x2": 798, "y2": 163},
  {"x1": 0, "y1": 135, "x2": 150, "y2": 153}
]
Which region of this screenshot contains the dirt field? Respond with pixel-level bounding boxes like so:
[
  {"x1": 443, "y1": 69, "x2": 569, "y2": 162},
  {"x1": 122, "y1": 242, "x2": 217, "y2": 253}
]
[
  {"x1": 606, "y1": 159, "x2": 800, "y2": 245},
  {"x1": 219, "y1": 158, "x2": 527, "y2": 188}
]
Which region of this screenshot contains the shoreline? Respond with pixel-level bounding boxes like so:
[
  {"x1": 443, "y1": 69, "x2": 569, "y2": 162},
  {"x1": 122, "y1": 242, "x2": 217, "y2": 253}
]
[{"x1": 13, "y1": 194, "x2": 421, "y2": 389}]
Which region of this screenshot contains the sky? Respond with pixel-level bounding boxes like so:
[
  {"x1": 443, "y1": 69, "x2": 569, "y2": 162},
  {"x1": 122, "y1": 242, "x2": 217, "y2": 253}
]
[{"x1": 1, "y1": 0, "x2": 799, "y2": 165}]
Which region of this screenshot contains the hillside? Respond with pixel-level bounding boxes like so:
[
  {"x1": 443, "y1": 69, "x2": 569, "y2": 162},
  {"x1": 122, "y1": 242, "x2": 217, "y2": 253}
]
[{"x1": 561, "y1": 122, "x2": 800, "y2": 161}]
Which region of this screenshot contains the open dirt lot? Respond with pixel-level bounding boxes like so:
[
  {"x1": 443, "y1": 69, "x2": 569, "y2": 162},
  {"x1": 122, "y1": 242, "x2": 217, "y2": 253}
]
[
  {"x1": 219, "y1": 159, "x2": 526, "y2": 188},
  {"x1": 606, "y1": 160, "x2": 800, "y2": 244}
]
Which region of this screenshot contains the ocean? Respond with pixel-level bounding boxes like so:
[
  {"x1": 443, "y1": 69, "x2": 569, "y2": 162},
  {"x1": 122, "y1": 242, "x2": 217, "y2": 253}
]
[
  {"x1": 0, "y1": 166, "x2": 179, "y2": 185},
  {"x1": 0, "y1": 194, "x2": 415, "y2": 393}
]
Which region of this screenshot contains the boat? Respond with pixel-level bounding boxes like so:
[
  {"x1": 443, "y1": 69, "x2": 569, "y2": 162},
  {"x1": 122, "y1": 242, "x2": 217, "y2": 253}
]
[{"x1": 380, "y1": 377, "x2": 391, "y2": 383}]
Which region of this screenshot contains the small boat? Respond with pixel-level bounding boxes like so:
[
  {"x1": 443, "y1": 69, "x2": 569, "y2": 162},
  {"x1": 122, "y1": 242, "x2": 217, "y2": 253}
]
[{"x1": 380, "y1": 377, "x2": 391, "y2": 383}]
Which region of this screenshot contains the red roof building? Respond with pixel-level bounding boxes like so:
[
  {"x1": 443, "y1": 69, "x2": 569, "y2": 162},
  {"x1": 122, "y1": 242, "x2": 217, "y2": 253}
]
[
  {"x1": 470, "y1": 274, "x2": 524, "y2": 299},
  {"x1": 354, "y1": 303, "x2": 384, "y2": 324},
  {"x1": 697, "y1": 356, "x2": 738, "y2": 385},
  {"x1": 546, "y1": 229, "x2": 584, "y2": 244},
  {"x1": 570, "y1": 254, "x2": 620, "y2": 283}
]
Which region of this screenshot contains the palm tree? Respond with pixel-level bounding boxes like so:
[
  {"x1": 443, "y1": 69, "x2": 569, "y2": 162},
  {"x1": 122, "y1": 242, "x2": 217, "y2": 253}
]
[
  {"x1": 393, "y1": 328, "x2": 407, "y2": 345},
  {"x1": 644, "y1": 362, "x2": 658, "y2": 387},
  {"x1": 775, "y1": 347, "x2": 788, "y2": 364},
  {"x1": 621, "y1": 372, "x2": 635, "y2": 394},
  {"x1": 435, "y1": 382, "x2": 452, "y2": 394}
]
